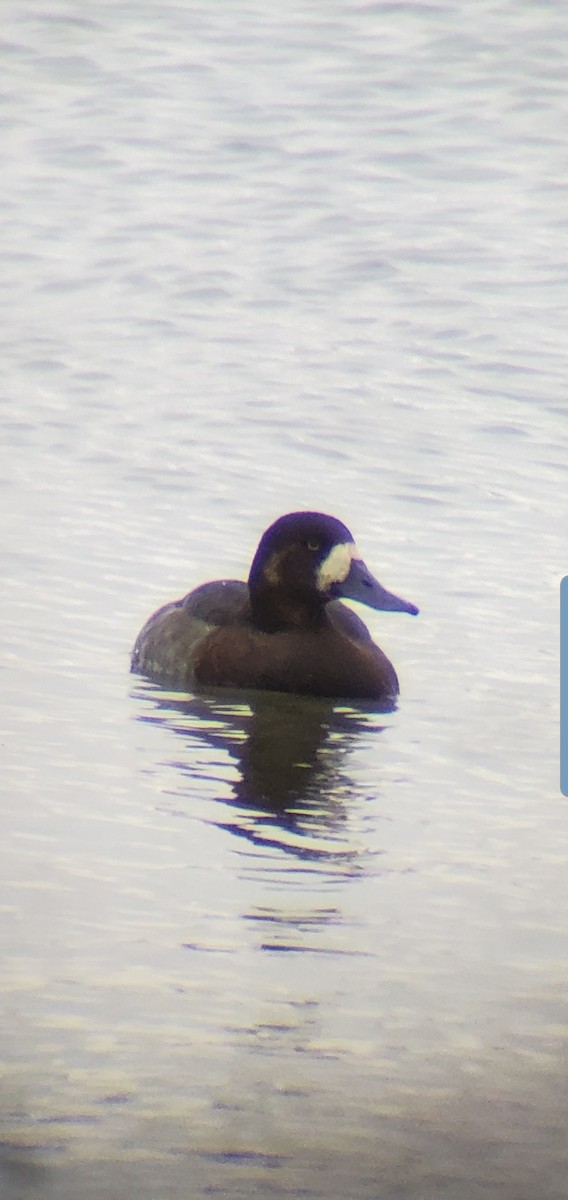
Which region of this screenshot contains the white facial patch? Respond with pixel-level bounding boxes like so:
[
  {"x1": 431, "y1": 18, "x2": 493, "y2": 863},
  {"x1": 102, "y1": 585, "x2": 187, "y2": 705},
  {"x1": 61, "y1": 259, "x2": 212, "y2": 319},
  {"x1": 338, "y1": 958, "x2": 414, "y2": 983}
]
[{"x1": 316, "y1": 541, "x2": 357, "y2": 591}]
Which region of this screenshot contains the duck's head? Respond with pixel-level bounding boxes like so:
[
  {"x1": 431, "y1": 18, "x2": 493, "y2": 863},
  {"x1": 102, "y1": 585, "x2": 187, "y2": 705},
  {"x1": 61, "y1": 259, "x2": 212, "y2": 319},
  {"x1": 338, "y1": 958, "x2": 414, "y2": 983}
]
[{"x1": 248, "y1": 511, "x2": 418, "y2": 632}]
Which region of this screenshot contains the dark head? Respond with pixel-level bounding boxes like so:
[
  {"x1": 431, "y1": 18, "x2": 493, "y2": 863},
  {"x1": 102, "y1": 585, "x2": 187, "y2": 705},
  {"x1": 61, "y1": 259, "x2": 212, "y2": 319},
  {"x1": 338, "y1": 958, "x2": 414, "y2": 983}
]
[{"x1": 247, "y1": 511, "x2": 418, "y2": 632}]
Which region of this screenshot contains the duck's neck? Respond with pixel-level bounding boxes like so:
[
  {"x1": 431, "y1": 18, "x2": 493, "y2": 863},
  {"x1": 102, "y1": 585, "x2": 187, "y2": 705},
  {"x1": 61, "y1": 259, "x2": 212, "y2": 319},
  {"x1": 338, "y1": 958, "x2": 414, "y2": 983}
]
[{"x1": 249, "y1": 584, "x2": 328, "y2": 634}]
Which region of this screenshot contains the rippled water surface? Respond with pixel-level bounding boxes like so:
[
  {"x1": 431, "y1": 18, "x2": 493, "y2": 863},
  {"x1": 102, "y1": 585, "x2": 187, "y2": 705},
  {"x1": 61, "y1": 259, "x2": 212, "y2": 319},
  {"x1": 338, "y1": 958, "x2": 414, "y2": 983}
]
[{"x1": 1, "y1": 2, "x2": 567, "y2": 1198}]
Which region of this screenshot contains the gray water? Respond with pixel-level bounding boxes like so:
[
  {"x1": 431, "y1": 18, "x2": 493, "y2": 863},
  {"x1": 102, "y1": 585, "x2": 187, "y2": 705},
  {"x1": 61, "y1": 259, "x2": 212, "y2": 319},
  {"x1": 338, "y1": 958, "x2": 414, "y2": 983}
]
[{"x1": 1, "y1": 2, "x2": 567, "y2": 1198}]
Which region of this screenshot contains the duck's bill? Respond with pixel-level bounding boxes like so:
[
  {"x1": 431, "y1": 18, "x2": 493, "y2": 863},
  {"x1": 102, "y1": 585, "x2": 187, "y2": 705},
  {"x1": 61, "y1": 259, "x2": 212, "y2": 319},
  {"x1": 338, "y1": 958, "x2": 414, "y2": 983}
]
[{"x1": 331, "y1": 557, "x2": 419, "y2": 616}]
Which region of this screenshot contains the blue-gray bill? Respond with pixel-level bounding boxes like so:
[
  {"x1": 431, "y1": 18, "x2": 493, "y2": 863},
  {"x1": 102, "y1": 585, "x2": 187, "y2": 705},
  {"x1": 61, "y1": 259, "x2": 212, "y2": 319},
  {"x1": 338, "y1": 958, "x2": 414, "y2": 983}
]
[{"x1": 331, "y1": 557, "x2": 419, "y2": 616}]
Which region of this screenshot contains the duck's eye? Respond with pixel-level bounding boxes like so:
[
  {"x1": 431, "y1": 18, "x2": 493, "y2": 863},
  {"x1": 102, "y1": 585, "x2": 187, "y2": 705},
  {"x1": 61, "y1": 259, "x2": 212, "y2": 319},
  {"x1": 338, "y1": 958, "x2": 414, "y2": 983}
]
[{"x1": 305, "y1": 540, "x2": 320, "y2": 552}]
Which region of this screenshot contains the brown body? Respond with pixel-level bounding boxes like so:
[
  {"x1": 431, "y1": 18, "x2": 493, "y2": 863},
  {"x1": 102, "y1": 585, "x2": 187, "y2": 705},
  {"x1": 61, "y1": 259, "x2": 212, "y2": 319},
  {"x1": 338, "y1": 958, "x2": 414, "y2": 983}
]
[
  {"x1": 132, "y1": 582, "x2": 399, "y2": 701},
  {"x1": 194, "y1": 621, "x2": 397, "y2": 699}
]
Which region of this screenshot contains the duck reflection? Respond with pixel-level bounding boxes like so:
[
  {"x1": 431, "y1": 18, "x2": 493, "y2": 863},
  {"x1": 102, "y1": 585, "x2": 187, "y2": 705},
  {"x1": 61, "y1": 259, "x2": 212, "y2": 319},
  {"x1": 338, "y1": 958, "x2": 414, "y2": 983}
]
[{"x1": 132, "y1": 681, "x2": 391, "y2": 861}]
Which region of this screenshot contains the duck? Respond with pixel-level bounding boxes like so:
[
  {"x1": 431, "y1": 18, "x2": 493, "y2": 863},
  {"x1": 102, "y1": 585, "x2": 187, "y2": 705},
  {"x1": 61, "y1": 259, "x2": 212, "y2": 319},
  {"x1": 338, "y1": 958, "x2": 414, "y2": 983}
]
[{"x1": 131, "y1": 511, "x2": 418, "y2": 703}]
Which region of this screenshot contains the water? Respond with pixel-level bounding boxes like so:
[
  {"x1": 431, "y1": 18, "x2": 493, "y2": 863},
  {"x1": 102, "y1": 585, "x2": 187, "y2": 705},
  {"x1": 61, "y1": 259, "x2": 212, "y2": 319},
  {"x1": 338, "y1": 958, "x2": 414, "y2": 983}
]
[{"x1": 1, "y1": 2, "x2": 567, "y2": 1197}]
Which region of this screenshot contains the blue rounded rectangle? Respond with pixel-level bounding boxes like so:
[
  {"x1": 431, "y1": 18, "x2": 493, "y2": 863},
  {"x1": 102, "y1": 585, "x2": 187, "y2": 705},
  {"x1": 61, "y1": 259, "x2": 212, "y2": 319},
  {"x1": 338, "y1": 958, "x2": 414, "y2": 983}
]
[{"x1": 562, "y1": 577, "x2": 568, "y2": 796}]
